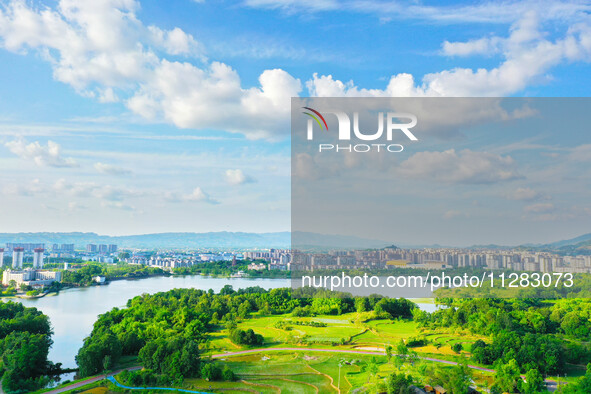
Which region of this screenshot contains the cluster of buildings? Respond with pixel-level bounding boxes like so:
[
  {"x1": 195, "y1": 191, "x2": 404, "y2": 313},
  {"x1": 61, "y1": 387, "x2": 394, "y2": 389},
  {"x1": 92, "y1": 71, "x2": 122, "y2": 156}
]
[
  {"x1": 123, "y1": 251, "x2": 239, "y2": 268},
  {"x1": 126, "y1": 255, "x2": 205, "y2": 269},
  {"x1": 52, "y1": 243, "x2": 74, "y2": 253},
  {"x1": 0, "y1": 242, "x2": 119, "y2": 289},
  {"x1": 1, "y1": 246, "x2": 46, "y2": 269},
  {"x1": 86, "y1": 244, "x2": 118, "y2": 254},
  {"x1": 294, "y1": 247, "x2": 591, "y2": 273},
  {"x1": 121, "y1": 249, "x2": 292, "y2": 271},
  {"x1": 1, "y1": 247, "x2": 61, "y2": 288},
  {"x1": 243, "y1": 249, "x2": 292, "y2": 265}
]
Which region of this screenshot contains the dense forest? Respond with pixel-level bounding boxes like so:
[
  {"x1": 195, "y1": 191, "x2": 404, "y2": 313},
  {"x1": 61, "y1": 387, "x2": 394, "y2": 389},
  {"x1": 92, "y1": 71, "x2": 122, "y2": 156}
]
[
  {"x1": 75, "y1": 286, "x2": 591, "y2": 391},
  {"x1": 0, "y1": 301, "x2": 57, "y2": 393},
  {"x1": 75, "y1": 286, "x2": 414, "y2": 384},
  {"x1": 61, "y1": 263, "x2": 167, "y2": 286},
  {"x1": 172, "y1": 259, "x2": 289, "y2": 278}
]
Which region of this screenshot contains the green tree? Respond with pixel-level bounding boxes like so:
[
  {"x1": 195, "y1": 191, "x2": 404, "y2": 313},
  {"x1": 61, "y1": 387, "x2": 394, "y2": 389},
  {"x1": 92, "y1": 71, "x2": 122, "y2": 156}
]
[
  {"x1": 201, "y1": 363, "x2": 222, "y2": 381},
  {"x1": 520, "y1": 368, "x2": 545, "y2": 393},
  {"x1": 386, "y1": 345, "x2": 393, "y2": 361},
  {"x1": 448, "y1": 363, "x2": 473, "y2": 394},
  {"x1": 386, "y1": 372, "x2": 413, "y2": 394},
  {"x1": 493, "y1": 359, "x2": 522, "y2": 394},
  {"x1": 222, "y1": 365, "x2": 236, "y2": 381},
  {"x1": 397, "y1": 340, "x2": 408, "y2": 360}
]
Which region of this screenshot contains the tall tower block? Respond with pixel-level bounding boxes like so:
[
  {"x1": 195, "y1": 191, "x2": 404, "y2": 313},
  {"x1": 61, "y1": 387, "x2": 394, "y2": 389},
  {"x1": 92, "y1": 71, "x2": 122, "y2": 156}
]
[
  {"x1": 0, "y1": 248, "x2": 4, "y2": 266},
  {"x1": 13, "y1": 247, "x2": 24, "y2": 269},
  {"x1": 33, "y1": 248, "x2": 44, "y2": 269}
]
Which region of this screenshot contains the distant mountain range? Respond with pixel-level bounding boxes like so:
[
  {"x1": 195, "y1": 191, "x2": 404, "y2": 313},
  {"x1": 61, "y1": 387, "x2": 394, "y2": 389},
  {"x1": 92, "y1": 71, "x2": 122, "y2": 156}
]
[
  {"x1": 470, "y1": 233, "x2": 591, "y2": 254},
  {"x1": 0, "y1": 231, "x2": 390, "y2": 250},
  {"x1": 543, "y1": 232, "x2": 591, "y2": 248},
  {"x1": 529, "y1": 232, "x2": 591, "y2": 254},
  {"x1": 0, "y1": 231, "x2": 590, "y2": 253},
  {"x1": 0, "y1": 232, "x2": 291, "y2": 250}
]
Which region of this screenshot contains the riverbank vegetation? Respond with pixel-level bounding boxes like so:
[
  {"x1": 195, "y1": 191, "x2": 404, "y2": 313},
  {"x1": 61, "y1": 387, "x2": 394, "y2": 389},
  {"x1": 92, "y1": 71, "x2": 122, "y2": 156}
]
[
  {"x1": 61, "y1": 263, "x2": 168, "y2": 286},
  {"x1": 172, "y1": 259, "x2": 289, "y2": 278},
  {"x1": 71, "y1": 285, "x2": 591, "y2": 392},
  {"x1": 0, "y1": 301, "x2": 60, "y2": 393}
]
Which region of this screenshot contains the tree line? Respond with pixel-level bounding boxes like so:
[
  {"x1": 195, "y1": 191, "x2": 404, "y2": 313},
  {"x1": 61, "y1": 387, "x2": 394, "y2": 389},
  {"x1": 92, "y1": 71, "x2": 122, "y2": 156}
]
[{"x1": 0, "y1": 301, "x2": 58, "y2": 393}]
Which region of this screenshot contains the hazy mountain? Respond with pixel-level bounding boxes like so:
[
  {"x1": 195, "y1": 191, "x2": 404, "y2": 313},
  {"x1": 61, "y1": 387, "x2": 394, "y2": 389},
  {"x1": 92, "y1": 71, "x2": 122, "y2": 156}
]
[
  {"x1": 1, "y1": 231, "x2": 590, "y2": 252},
  {"x1": 467, "y1": 233, "x2": 591, "y2": 254},
  {"x1": 545, "y1": 233, "x2": 591, "y2": 248},
  {"x1": 0, "y1": 231, "x2": 396, "y2": 251},
  {"x1": 292, "y1": 231, "x2": 392, "y2": 251},
  {"x1": 0, "y1": 232, "x2": 291, "y2": 249}
]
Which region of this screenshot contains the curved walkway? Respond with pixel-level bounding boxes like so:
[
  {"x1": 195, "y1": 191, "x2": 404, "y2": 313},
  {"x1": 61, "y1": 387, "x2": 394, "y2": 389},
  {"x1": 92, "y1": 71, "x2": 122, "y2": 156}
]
[
  {"x1": 44, "y1": 367, "x2": 141, "y2": 394},
  {"x1": 45, "y1": 347, "x2": 562, "y2": 393},
  {"x1": 107, "y1": 376, "x2": 213, "y2": 393}
]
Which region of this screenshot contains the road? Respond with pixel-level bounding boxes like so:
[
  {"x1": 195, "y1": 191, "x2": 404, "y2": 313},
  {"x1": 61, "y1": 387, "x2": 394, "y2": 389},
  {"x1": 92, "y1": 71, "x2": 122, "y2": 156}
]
[
  {"x1": 211, "y1": 347, "x2": 497, "y2": 371},
  {"x1": 45, "y1": 347, "x2": 562, "y2": 393},
  {"x1": 212, "y1": 347, "x2": 562, "y2": 391},
  {"x1": 44, "y1": 366, "x2": 141, "y2": 394}
]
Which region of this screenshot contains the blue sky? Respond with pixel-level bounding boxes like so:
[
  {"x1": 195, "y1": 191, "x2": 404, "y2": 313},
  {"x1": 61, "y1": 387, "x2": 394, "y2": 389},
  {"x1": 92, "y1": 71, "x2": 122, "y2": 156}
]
[{"x1": 0, "y1": 0, "x2": 590, "y2": 244}]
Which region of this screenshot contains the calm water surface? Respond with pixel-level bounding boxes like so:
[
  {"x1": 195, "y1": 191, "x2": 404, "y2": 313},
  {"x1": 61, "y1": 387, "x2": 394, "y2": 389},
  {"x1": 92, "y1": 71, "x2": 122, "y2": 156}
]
[
  {"x1": 13, "y1": 275, "x2": 436, "y2": 385},
  {"x1": 15, "y1": 275, "x2": 289, "y2": 383}
]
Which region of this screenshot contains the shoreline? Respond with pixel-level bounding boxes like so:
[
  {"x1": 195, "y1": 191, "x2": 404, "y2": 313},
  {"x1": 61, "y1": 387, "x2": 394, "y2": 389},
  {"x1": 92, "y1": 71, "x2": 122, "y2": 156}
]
[{"x1": 4, "y1": 270, "x2": 289, "y2": 300}]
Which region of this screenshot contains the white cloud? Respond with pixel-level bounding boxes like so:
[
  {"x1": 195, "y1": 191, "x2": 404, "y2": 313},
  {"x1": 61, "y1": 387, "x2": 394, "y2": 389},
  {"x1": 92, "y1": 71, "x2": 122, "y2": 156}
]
[
  {"x1": 1, "y1": 1, "x2": 590, "y2": 140},
  {"x1": 225, "y1": 169, "x2": 255, "y2": 185},
  {"x1": 53, "y1": 178, "x2": 142, "y2": 201},
  {"x1": 165, "y1": 187, "x2": 219, "y2": 204},
  {"x1": 443, "y1": 210, "x2": 466, "y2": 219},
  {"x1": 95, "y1": 185, "x2": 144, "y2": 201},
  {"x1": 68, "y1": 201, "x2": 86, "y2": 211},
  {"x1": 2, "y1": 178, "x2": 44, "y2": 196},
  {"x1": 5, "y1": 139, "x2": 78, "y2": 167},
  {"x1": 398, "y1": 149, "x2": 522, "y2": 184},
  {"x1": 53, "y1": 178, "x2": 96, "y2": 197},
  {"x1": 148, "y1": 26, "x2": 202, "y2": 56},
  {"x1": 0, "y1": 0, "x2": 301, "y2": 140},
  {"x1": 128, "y1": 62, "x2": 301, "y2": 139},
  {"x1": 569, "y1": 144, "x2": 591, "y2": 161},
  {"x1": 94, "y1": 162, "x2": 132, "y2": 175},
  {"x1": 507, "y1": 187, "x2": 543, "y2": 201},
  {"x1": 101, "y1": 201, "x2": 138, "y2": 211},
  {"x1": 244, "y1": 0, "x2": 338, "y2": 13},
  {"x1": 442, "y1": 37, "x2": 502, "y2": 57},
  {"x1": 307, "y1": 12, "x2": 591, "y2": 97},
  {"x1": 184, "y1": 187, "x2": 217, "y2": 203},
  {"x1": 524, "y1": 202, "x2": 555, "y2": 213},
  {"x1": 244, "y1": 0, "x2": 591, "y2": 24}
]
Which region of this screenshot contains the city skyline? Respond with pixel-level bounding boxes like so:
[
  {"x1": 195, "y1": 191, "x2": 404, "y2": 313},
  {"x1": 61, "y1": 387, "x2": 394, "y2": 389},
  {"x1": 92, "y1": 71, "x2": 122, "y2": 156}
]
[{"x1": 1, "y1": 1, "x2": 591, "y2": 245}]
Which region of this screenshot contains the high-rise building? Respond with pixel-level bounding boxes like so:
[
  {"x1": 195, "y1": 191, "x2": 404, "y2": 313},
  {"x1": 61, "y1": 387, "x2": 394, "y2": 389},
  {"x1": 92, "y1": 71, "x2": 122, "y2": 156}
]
[
  {"x1": 87, "y1": 244, "x2": 98, "y2": 253},
  {"x1": 33, "y1": 248, "x2": 44, "y2": 269},
  {"x1": 6, "y1": 243, "x2": 44, "y2": 252},
  {"x1": 108, "y1": 244, "x2": 118, "y2": 253},
  {"x1": 54, "y1": 244, "x2": 75, "y2": 253},
  {"x1": 0, "y1": 248, "x2": 4, "y2": 266},
  {"x1": 12, "y1": 247, "x2": 24, "y2": 269},
  {"x1": 98, "y1": 244, "x2": 108, "y2": 254}
]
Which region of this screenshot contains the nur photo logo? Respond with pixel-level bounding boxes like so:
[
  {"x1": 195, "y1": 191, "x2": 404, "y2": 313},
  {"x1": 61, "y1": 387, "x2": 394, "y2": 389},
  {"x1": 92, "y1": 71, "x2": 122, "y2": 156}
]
[{"x1": 302, "y1": 107, "x2": 418, "y2": 153}]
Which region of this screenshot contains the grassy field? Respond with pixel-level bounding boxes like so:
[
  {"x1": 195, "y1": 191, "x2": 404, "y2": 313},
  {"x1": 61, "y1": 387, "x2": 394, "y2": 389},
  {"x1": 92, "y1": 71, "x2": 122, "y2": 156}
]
[
  {"x1": 190, "y1": 352, "x2": 378, "y2": 393},
  {"x1": 52, "y1": 312, "x2": 497, "y2": 393},
  {"x1": 206, "y1": 312, "x2": 484, "y2": 359},
  {"x1": 64, "y1": 349, "x2": 498, "y2": 394}
]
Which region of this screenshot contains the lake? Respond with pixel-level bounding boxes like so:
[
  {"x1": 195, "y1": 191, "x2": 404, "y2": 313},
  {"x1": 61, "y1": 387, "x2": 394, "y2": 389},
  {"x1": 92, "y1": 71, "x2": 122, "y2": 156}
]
[
  {"x1": 13, "y1": 274, "x2": 437, "y2": 385},
  {"x1": 15, "y1": 275, "x2": 289, "y2": 384}
]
